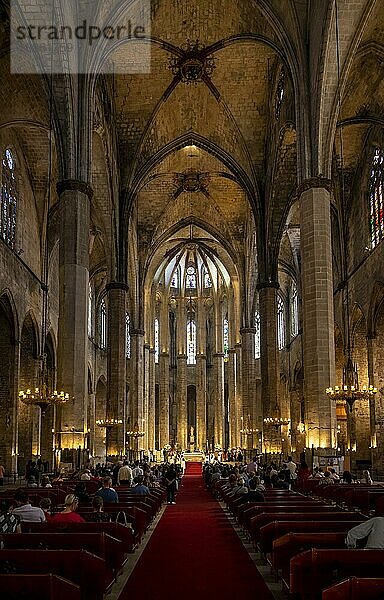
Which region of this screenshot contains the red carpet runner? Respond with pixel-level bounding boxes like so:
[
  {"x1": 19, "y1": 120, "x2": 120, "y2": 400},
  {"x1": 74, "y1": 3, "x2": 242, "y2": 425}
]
[{"x1": 120, "y1": 462, "x2": 274, "y2": 599}]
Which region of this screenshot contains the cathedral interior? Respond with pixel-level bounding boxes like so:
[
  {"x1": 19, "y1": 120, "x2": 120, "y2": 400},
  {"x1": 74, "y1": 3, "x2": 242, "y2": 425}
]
[{"x1": 0, "y1": 0, "x2": 384, "y2": 477}]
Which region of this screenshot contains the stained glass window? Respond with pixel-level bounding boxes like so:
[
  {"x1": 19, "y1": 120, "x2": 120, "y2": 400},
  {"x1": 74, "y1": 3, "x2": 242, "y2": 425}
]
[
  {"x1": 126, "y1": 312, "x2": 131, "y2": 358},
  {"x1": 171, "y1": 270, "x2": 178, "y2": 288},
  {"x1": 88, "y1": 283, "x2": 93, "y2": 338},
  {"x1": 0, "y1": 148, "x2": 17, "y2": 247},
  {"x1": 187, "y1": 320, "x2": 196, "y2": 365},
  {"x1": 100, "y1": 299, "x2": 106, "y2": 349},
  {"x1": 254, "y1": 310, "x2": 261, "y2": 359},
  {"x1": 275, "y1": 68, "x2": 285, "y2": 119},
  {"x1": 370, "y1": 147, "x2": 384, "y2": 248},
  {"x1": 277, "y1": 295, "x2": 285, "y2": 350},
  {"x1": 154, "y1": 318, "x2": 159, "y2": 364},
  {"x1": 290, "y1": 282, "x2": 299, "y2": 338},
  {"x1": 204, "y1": 269, "x2": 212, "y2": 288},
  {"x1": 223, "y1": 318, "x2": 229, "y2": 362},
  {"x1": 186, "y1": 265, "x2": 196, "y2": 289}
]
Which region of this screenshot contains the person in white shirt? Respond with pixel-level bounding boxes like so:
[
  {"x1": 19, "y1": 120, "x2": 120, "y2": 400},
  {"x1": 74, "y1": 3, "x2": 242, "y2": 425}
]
[
  {"x1": 286, "y1": 456, "x2": 297, "y2": 479},
  {"x1": 11, "y1": 490, "x2": 46, "y2": 523},
  {"x1": 132, "y1": 461, "x2": 143, "y2": 480},
  {"x1": 80, "y1": 469, "x2": 91, "y2": 481},
  {"x1": 346, "y1": 517, "x2": 384, "y2": 549},
  {"x1": 118, "y1": 461, "x2": 133, "y2": 485}
]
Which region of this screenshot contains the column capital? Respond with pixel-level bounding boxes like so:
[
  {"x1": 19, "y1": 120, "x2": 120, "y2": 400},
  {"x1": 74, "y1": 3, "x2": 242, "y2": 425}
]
[
  {"x1": 160, "y1": 351, "x2": 169, "y2": 358},
  {"x1": 177, "y1": 353, "x2": 188, "y2": 360},
  {"x1": 213, "y1": 352, "x2": 225, "y2": 358},
  {"x1": 57, "y1": 179, "x2": 94, "y2": 200},
  {"x1": 240, "y1": 327, "x2": 256, "y2": 335},
  {"x1": 106, "y1": 281, "x2": 128, "y2": 293},
  {"x1": 144, "y1": 343, "x2": 150, "y2": 350},
  {"x1": 297, "y1": 177, "x2": 332, "y2": 197},
  {"x1": 196, "y1": 353, "x2": 207, "y2": 360},
  {"x1": 256, "y1": 281, "x2": 279, "y2": 291},
  {"x1": 228, "y1": 348, "x2": 236, "y2": 355},
  {"x1": 131, "y1": 329, "x2": 145, "y2": 336}
]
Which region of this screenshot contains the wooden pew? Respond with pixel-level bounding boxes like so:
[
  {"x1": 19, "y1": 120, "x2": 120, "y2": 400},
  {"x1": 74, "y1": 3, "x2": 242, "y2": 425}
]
[
  {"x1": 322, "y1": 577, "x2": 384, "y2": 600},
  {"x1": 2, "y1": 532, "x2": 124, "y2": 577},
  {"x1": 20, "y1": 521, "x2": 136, "y2": 553},
  {"x1": 245, "y1": 504, "x2": 342, "y2": 535},
  {"x1": 250, "y1": 512, "x2": 363, "y2": 545},
  {"x1": 241, "y1": 501, "x2": 323, "y2": 531},
  {"x1": 0, "y1": 549, "x2": 106, "y2": 600},
  {"x1": 259, "y1": 520, "x2": 363, "y2": 556},
  {"x1": 290, "y1": 549, "x2": 384, "y2": 600},
  {"x1": 0, "y1": 573, "x2": 81, "y2": 600},
  {"x1": 273, "y1": 532, "x2": 346, "y2": 582}
]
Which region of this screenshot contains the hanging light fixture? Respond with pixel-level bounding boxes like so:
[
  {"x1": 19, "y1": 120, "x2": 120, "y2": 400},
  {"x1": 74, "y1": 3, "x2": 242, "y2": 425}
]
[
  {"x1": 19, "y1": 42, "x2": 70, "y2": 415},
  {"x1": 325, "y1": 2, "x2": 377, "y2": 413},
  {"x1": 263, "y1": 416, "x2": 290, "y2": 429}
]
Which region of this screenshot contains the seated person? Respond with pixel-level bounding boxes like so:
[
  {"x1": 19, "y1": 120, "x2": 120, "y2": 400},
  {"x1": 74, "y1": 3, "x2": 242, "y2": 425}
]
[
  {"x1": 94, "y1": 476, "x2": 119, "y2": 503},
  {"x1": 0, "y1": 500, "x2": 21, "y2": 541},
  {"x1": 74, "y1": 481, "x2": 91, "y2": 503},
  {"x1": 237, "y1": 478, "x2": 265, "y2": 504},
  {"x1": 39, "y1": 497, "x2": 53, "y2": 521},
  {"x1": 84, "y1": 496, "x2": 111, "y2": 522},
  {"x1": 51, "y1": 494, "x2": 85, "y2": 523},
  {"x1": 11, "y1": 490, "x2": 46, "y2": 523},
  {"x1": 346, "y1": 517, "x2": 384, "y2": 549},
  {"x1": 40, "y1": 475, "x2": 52, "y2": 488},
  {"x1": 131, "y1": 475, "x2": 150, "y2": 496}
]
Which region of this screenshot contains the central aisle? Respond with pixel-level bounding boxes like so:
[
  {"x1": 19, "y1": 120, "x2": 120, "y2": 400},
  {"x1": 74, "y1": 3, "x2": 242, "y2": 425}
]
[{"x1": 120, "y1": 462, "x2": 274, "y2": 599}]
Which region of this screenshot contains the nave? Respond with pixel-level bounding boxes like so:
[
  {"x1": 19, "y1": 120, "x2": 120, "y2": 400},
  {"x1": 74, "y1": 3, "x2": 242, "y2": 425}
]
[{"x1": 120, "y1": 462, "x2": 273, "y2": 600}]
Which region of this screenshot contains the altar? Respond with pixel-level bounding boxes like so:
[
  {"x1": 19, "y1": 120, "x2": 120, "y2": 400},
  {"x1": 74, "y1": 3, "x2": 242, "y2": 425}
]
[{"x1": 183, "y1": 451, "x2": 205, "y2": 462}]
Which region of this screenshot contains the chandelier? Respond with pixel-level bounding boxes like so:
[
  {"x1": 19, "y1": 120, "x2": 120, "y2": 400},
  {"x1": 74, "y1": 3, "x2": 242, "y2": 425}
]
[
  {"x1": 96, "y1": 418, "x2": 123, "y2": 428},
  {"x1": 19, "y1": 384, "x2": 69, "y2": 413},
  {"x1": 263, "y1": 417, "x2": 290, "y2": 429},
  {"x1": 326, "y1": 357, "x2": 377, "y2": 412},
  {"x1": 126, "y1": 422, "x2": 145, "y2": 440},
  {"x1": 240, "y1": 415, "x2": 259, "y2": 436},
  {"x1": 325, "y1": 4, "x2": 377, "y2": 415}
]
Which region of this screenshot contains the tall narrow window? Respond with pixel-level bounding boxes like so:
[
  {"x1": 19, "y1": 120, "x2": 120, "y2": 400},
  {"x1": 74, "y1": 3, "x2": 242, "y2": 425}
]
[
  {"x1": 370, "y1": 147, "x2": 384, "y2": 248},
  {"x1": 88, "y1": 283, "x2": 93, "y2": 338},
  {"x1": 125, "y1": 312, "x2": 131, "y2": 359},
  {"x1": 187, "y1": 320, "x2": 196, "y2": 365},
  {"x1": 1, "y1": 148, "x2": 17, "y2": 247},
  {"x1": 254, "y1": 310, "x2": 261, "y2": 359},
  {"x1": 204, "y1": 269, "x2": 212, "y2": 288},
  {"x1": 171, "y1": 270, "x2": 178, "y2": 288},
  {"x1": 290, "y1": 282, "x2": 299, "y2": 338},
  {"x1": 277, "y1": 296, "x2": 285, "y2": 350},
  {"x1": 154, "y1": 318, "x2": 159, "y2": 364},
  {"x1": 100, "y1": 299, "x2": 106, "y2": 349},
  {"x1": 186, "y1": 265, "x2": 196, "y2": 289},
  {"x1": 223, "y1": 317, "x2": 229, "y2": 362},
  {"x1": 274, "y1": 67, "x2": 285, "y2": 119}
]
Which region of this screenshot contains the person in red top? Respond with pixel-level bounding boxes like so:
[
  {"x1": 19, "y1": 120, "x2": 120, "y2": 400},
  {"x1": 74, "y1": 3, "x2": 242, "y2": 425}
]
[{"x1": 51, "y1": 494, "x2": 85, "y2": 523}]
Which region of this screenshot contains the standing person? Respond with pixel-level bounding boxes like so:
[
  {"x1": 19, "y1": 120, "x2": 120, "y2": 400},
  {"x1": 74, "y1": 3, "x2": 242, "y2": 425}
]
[
  {"x1": 118, "y1": 461, "x2": 132, "y2": 486},
  {"x1": 165, "y1": 464, "x2": 177, "y2": 504},
  {"x1": 0, "y1": 463, "x2": 4, "y2": 486},
  {"x1": 286, "y1": 456, "x2": 297, "y2": 480}
]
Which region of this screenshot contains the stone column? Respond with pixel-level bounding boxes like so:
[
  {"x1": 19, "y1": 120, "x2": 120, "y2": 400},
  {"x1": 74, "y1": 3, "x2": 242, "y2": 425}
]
[
  {"x1": 235, "y1": 342, "x2": 242, "y2": 449},
  {"x1": 367, "y1": 335, "x2": 377, "y2": 451},
  {"x1": 147, "y1": 348, "x2": 156, "y2": 453},
  {"x1": 258, "y1": 284, "x2": 279, "y2": 452},
  {"x1": 159, "y1": 351, "x2": 170, "y2": 448},
  {"x1": 196, "y1": 297, "x2": 207, "y2": 451},
  {"x1": 57, "y1": 180, "x2": 92, "y2": 451},
  {"x1": 240, "y1": 327, "x2": 256, "y2": 452},
  {"x1": 11, "y1": 339, "x2": 21, "y2": 474},
  {"x1": 130, "y1": 329, "x2": 145, "y2": 447},
  {"x1": 106, "y1": 282, "x2": 127, "y2": 456},
  {"x1": 143, "y1": 343, "x2": 150, "y2": 452},
  {"x1": 227, "y1": 348, "x2": 237, "y2": 448},
  {"x1": 176, "y1": 299, "x2": 187, "y2": 449},
  {"x1": 300, "y1": 180, "x2": 336, "y2": 449}
]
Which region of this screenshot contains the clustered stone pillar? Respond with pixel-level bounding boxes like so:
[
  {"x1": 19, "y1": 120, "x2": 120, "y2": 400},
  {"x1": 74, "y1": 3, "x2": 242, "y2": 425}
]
[
  {"x1": 106, "y1": 282, "x2": 127, "y2": 456},
  {"x1": 176, "y1": 298, "x2": 187, "y2": 449},
  {"x1": 130, "y1": 330, "x2": 145, "y2": 449},
  {"x1": 258, "y1": 283, "x2": 279, "y2": 452},
  {"x1": 196, "y1": 297, "x2": 207, "y2": 450},
  {"x1": 212, "y1": 301, "x2": 224, "y2": 448},
  {"x1": 300, "y1": 180, "x2": 336, "y2": 449},
  {"x1": 228, "y1": 348, "x2": 238, "y2": 448},
  {"x1": 235, "y1": 342, "x2": 243, "y2": 449},
  {"x1": 159, "y1": 302, "x2": 170, "y2": 448},
  {"x1": 240, "y1": 327, "x2": 256, "y2": 453},
  {"x1": 147, "y1": 348, "x2": 156, "y2": 452},
  {"x1": 57, "y1": 180, "x2": 92, "y2": 452}
]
